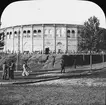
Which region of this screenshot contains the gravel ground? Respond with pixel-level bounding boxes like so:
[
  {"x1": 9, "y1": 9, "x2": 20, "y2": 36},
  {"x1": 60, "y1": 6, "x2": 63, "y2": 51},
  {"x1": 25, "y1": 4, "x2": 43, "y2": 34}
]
[{"x1": 0, "y1": 78, "x2": 106, "y2": 105}]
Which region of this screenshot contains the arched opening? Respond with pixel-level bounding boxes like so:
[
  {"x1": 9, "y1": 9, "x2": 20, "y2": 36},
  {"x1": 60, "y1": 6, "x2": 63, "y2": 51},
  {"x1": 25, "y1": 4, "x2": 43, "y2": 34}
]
[
  {"x1": 45, "y1": 47, "x2": 50, "y2": 54},
  {"x1": 10, "y1": 32, "x2": 12, "y2": 35},
  {"x1": 23, "y1": 30, "x2": 26, "y2": 38},
  {"x1": 7, "y1": 32, "x2": 9, "y2": 35},
  {"x1": 67, "y1": 30, "x2": 70, "y2": 33},
  {"x1": 72, "y1": 30, "x2": 75, "y2": 38},
  {"x1": 33, "y1": 30, "x2": 37, "y2": 33},
  {"x1": 27, "y1": 30, "x2": 30, "y2": 33},
  {"x1": 14, "y1": 31, "x2": 17, "y2": 37},
  {"x1": 27, "y1": 30, "x2": 30, "y2": 37},
  {"x1": 57, "y1": 42, "x2": 62, "y2": 45},
  {"x1": 14, "y1": 31, "x2": 17, "y2": 34},
  {"x1": 38, "y1": 29, "x2": 41, "y2": 33},
  {"x1": 23, "y1": 30, "x2": 26, "y2": 34},
  {"x1": 67, "y1": 30, "x2": 70, "y2": 38},
  {"x1": 72, "y1": 30, "x2": 75, "y2": 34}
]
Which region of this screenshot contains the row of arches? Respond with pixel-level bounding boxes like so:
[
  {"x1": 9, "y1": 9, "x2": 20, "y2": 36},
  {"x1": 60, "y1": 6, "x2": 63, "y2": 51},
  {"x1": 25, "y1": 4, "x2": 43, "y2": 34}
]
[
  {"x1": 67, "y1": 29, "x2": 81, "y2": 34},
  {"x1": 5, "y1": 29, "x2": 81, "y2": 39},
  {"x1": 67, "y1": 30, "x2": 75, "y2": 34},
  {"x1": 6, "y1": 29, "x2": 42, "y2": 35},
  {"x1": 6, "y1": 29, "x2": 80, "y2": 35}
]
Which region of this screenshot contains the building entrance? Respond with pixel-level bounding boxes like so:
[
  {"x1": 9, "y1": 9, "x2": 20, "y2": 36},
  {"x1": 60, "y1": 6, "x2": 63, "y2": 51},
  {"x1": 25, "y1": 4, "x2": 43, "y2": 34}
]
[{"x1": 45, "y1": 47, "x2": 50, "y2": 54}]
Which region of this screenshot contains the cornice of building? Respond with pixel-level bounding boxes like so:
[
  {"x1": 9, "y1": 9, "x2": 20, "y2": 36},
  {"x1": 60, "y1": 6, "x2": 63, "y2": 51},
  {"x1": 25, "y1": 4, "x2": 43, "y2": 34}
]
[{"x1": 0, "y1": 23, "x2": 84, "y2": 30}]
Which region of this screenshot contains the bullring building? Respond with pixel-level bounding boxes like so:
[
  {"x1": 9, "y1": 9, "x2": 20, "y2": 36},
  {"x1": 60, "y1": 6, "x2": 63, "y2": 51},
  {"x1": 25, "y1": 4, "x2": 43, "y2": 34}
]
[{"x1": 0, "y1": 24, "x2": 82, "y2": 53}]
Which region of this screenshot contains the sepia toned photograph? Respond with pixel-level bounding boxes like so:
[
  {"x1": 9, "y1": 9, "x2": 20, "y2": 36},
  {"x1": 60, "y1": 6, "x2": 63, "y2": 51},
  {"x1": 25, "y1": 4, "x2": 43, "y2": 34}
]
[{"x1": 0, "y1": 0, "x2": 106, "y2": 105}]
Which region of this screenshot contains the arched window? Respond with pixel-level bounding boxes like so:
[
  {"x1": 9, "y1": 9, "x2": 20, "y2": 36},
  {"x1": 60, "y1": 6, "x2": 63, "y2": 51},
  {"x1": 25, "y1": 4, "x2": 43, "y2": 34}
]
[
  {"x1": 23, "y1": 30, "x2": 26, "y2": 34},
  {"x1": 23, "y1": 30, "x2": 26, "y2": 38},
  {"x1": 7, "y1": 32, "x2": 9, "y2": 35},
  {"x1": 27, "y1": 30, "x2": 30, "y2": 38},
  {"x1": 72, "y1": 30, "x2": 75, "y2": 34},
  {"x1": 14, "y1": 31, "x2": 17, "y2": 37},
  {"x1": 10, "y1": 32, "x2": 12, "y2": 35},
  {"x1": 9, "y1": 32, "x2": 12, "y2": 39},
  {"x1": 67, "y1": 30, "x2": 70, "y2": 38},
  {"x1": 38, "y1": 29, "x2": 41, "y2": 33},
  {"x1": 72, "y1": 30, "x2": 75, "y2": 38},
  {"x1": 27, "y1": 30, "x2": 30, "y2": 34},
  {"x1": 14, "y1": 31, "x2": 17, "y2": 34},
  {"x1": 33, "y1": 30, "x2": 37, "y2": 33},
  {"x1": 57, "y1": 42, "x2": 62, "y2": 45},
  {"x1": 6, "y1": 32, "x2": 9, "y2": 39},
  {"x1": 67, "y1": 30, "x2": 70, "y2": 33}
]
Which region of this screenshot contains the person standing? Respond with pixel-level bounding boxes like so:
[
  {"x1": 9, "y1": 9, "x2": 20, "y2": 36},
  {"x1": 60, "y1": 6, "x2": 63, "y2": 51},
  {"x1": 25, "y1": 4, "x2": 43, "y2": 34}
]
[
  {"x1": 73, "y1": 54, "x2": 77, "y2": 69},
  {"x1": 60, "y1": 59, "x2": 65, "y2": 73},
  {"x1": 7, "y1": 62, "x2": 11, "y2": 80},
  {"x1": 22, "y1": 62, "x2": 29, "y2": 76},
  {"x1": 2, "y1": 62, "x2": 7, "y2": 80},
  {"x1": 52, "y1": 56, "x2": 55, "y2": 68},
  {"x1": 10, "y1": 61, "x2": 15, "y2": 79}
]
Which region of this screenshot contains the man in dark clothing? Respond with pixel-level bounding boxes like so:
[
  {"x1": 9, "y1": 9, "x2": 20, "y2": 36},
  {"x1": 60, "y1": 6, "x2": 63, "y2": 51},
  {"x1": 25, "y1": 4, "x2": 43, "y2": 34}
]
[
  {"x1": 7, "y1": 62, "x2": 11, "y2": 80},
  {"x1": 60, "y1": 59, "x2": 65, "y2": 73},
  {"x1": 10, "y1": 61, "x2": 15, "y2": 79},
  {"x1": 73, "y1": 54, "x2": 77, "y2": 69},
  {"x1": 52, "y1": 56, "x2": 55, "y2": 68},
  {"x1": 2, "y1": 62, "x2": 7, "y2": 80}
]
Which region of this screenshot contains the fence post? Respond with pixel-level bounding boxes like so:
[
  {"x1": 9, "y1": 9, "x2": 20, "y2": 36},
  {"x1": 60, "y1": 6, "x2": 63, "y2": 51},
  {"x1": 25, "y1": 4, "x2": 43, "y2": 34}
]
[
  {"x1": 102, "y1": 51, "x2": 104, "y2": 68},
  {"x1": 90, "y1": 52, "x2": 92, "y2": 70},
  {"x1": 82, "y1": 53, "x2": 85, "y2": 66}
]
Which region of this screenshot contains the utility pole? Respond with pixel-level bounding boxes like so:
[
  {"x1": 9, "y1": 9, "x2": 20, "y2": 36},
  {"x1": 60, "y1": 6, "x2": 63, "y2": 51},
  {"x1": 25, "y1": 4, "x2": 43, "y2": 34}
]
[{"x1": 16, "y1": 30, "x2": 20, "y2": 71}]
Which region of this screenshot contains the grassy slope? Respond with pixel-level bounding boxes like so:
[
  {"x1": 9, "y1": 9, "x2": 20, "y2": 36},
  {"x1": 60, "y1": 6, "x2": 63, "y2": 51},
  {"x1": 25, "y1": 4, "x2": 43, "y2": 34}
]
[{"x1": 0, "y1": 54, "x2": 63, "y2": 71}]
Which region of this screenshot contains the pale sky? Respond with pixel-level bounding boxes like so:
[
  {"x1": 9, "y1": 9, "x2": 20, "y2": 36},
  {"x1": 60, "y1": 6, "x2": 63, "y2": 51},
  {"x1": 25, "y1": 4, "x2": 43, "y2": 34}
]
[{"x1": 1, "y1": 0, "x2": 106, "y2": 28}]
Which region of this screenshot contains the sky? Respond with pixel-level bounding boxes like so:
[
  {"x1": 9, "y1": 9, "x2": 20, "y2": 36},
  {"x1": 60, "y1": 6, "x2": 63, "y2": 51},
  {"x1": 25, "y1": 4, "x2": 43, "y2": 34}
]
[{"x1": 1, "y1": 0, "x2": 106, "y2": 28}]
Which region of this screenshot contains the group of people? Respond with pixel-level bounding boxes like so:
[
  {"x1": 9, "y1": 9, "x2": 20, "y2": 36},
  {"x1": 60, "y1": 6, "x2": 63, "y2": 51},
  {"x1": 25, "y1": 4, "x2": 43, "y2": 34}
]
[
  {"x1": 2, "y1": 60, "x2": 30, "y2": 80},
  {"x1": 2, "y1": 60, "x2": 15, "y2": 80},
  {"x1": 1, "y1": 57, "x2": 67, "y2": 80},
  {"x1": 60, "y1": 54, "x2": 77, "y2": 73}
]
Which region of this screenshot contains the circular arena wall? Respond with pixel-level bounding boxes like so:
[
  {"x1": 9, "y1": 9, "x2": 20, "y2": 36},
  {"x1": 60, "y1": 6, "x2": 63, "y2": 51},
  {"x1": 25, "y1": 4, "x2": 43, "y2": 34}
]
[{"x1": 0, "y1": 24, "x2": 82, "y2": 53}]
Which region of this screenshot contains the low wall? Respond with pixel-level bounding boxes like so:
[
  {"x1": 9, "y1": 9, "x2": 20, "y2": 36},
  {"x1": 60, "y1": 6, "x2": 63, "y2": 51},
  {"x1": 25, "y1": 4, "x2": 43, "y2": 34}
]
[{"x1": 63, "y1": 54, "x2": 105, "y2": 67}]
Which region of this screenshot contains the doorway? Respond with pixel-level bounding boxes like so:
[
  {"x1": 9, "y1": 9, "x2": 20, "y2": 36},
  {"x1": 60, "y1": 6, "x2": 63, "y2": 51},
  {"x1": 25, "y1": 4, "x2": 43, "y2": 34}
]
[{"x1": 45, "y1": 47, "x2": 50, "y2": 54}]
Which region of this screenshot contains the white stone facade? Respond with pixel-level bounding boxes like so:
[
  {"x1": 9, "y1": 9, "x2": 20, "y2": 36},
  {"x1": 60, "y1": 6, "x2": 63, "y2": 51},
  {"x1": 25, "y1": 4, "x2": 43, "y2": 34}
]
[{"x1": 1, "y1": 24, "x2": 82, "y2": 53}]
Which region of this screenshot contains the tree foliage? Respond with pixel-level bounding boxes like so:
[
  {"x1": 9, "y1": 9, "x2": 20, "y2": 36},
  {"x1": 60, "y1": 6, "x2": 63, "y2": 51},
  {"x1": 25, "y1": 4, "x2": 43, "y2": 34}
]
[
  {"x1": 0, "y1": 32, "x2": 4, "y2": 47},
  {"x1": 79, "y1": 16, "x2": 105, "y2": 53}
]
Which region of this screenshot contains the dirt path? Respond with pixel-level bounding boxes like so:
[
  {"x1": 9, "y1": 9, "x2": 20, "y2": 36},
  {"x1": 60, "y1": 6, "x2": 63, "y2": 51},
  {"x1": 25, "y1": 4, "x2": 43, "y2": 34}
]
[{"x1": 30, "y1": 78, "x2": 106, "y2": 87}]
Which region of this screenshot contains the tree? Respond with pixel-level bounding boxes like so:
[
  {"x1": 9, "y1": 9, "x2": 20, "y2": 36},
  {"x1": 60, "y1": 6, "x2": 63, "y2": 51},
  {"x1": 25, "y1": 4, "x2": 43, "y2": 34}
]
[
  {"x1": 79, "y1": 16, "x2": 105, "y2": 70},
  {"x1": 0, "y1": 32, "x2": 4, "y2": 48}
]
